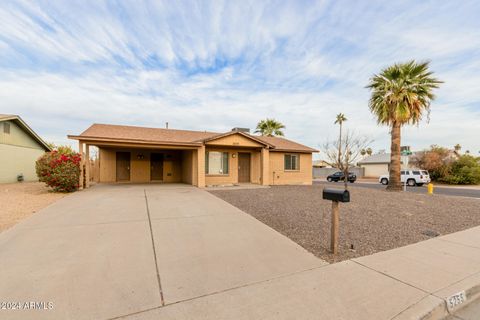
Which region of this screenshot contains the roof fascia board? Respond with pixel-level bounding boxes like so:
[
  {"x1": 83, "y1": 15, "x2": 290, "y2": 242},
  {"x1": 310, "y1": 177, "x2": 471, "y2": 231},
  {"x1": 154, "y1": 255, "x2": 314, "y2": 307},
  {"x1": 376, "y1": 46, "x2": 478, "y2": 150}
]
[{"x1": 67, "y1": 135, "x2": 203, "y2": 147}]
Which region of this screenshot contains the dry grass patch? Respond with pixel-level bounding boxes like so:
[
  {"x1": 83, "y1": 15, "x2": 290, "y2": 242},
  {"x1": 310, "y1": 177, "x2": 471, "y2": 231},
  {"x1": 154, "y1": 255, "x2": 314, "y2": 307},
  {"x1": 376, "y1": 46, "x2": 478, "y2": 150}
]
[{"x1": 210, "y1": 185, "x2": 480, "y2": 263}]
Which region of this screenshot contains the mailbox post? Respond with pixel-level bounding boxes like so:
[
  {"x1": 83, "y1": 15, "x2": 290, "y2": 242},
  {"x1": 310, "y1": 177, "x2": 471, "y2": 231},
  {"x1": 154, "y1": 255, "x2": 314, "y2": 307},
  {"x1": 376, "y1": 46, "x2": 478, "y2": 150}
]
[
  {"x1": 323, "y1": 188, "x2": 350, "y2": 255},
  {"x1": 331, "y1": 201, "x2": 339, "y2": 254}
]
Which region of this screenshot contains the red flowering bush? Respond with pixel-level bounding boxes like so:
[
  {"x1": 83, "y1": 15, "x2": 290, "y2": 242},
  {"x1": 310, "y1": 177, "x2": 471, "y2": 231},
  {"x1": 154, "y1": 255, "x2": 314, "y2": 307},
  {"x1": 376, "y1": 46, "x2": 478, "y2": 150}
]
[{"x1": 36, "y1": 146, "x2": 81, "y2": 192}]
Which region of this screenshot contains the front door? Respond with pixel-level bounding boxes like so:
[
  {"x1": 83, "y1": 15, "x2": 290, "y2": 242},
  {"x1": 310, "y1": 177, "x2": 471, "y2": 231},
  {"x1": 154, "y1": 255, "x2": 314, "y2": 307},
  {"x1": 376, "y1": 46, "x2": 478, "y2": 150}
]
[
  {"x1": 150, "y1": 153, "x2": 164, "y2": 181},
  {"x1": 238, "y1": 153, "x2": 251, "y2": 183},
  {"x1": 116, "y1": 152, "x2": 130, "y2": 181}
]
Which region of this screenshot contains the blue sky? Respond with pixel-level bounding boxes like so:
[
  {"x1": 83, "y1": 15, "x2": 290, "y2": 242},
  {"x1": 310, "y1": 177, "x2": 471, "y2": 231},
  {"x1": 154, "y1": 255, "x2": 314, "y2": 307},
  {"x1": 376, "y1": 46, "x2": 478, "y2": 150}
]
[{"x1": 1, "y1": 0, "x2": 479, "y2": 156}]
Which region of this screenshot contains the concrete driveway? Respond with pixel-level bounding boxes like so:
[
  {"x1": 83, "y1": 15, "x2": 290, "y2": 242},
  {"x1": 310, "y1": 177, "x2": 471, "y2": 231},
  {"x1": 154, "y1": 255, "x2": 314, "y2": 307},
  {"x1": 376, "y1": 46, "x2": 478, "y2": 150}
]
[{"x1": 0, "y1": 184, "x2": 326, "y2": 320}]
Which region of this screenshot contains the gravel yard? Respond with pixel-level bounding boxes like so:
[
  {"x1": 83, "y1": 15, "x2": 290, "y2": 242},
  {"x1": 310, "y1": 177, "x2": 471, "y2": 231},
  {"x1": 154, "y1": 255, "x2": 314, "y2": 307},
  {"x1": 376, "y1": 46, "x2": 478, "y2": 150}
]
[
  {"x1": 0, "y1": 182, "x2": 66, "y2": 232},
  {"x1": 210, "y1": 185, "x2": 480, "y2": 263}
]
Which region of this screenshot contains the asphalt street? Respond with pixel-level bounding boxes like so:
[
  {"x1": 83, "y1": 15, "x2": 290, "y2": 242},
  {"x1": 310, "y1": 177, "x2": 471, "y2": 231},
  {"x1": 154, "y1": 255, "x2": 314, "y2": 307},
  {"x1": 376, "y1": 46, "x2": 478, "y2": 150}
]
[{"x1": 314, "y1": 180, "x2": 480, "y2": 199}]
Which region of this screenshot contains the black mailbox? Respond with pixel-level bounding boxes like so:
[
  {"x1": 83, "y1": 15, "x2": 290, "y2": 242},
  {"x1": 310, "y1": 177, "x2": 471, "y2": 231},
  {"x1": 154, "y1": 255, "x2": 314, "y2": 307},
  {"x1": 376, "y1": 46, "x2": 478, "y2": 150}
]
[{"x1": 323, "y1": 188, "x2": 350, "y2": 202}]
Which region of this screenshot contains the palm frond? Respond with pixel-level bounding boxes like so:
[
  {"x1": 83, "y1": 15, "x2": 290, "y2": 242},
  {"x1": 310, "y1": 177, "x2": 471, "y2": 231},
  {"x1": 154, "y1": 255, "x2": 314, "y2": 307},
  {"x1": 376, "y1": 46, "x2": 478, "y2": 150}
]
[{"x1": 366, "y1": 60, "x2": 442, "y2": 126}]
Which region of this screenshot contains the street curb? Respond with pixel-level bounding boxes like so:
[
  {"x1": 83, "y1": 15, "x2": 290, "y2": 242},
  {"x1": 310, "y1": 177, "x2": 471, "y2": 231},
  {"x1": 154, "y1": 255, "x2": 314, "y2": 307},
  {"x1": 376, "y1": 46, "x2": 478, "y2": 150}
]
[
  {"x1": 392, "y1": 294, "x2": 447, "y2": 320},
  {"x1": 440, "y1": 281, "x2": 480, "y2": 317},
  {"x1": 393, "y1": 280, "x2": 480, "y2": 319}
]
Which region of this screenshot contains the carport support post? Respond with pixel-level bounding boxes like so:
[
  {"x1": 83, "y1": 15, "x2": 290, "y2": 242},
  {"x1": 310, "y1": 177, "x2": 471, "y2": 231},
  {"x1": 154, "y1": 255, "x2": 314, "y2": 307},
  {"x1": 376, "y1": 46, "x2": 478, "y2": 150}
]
[
  {"x1": 85, "y1": 144, "x2": 90, "y2": 188},
  {"x1": 78, "y1": 141, "x2": 84, "y2": 190},
  {"x1": 197, "y1": 145, "x2": 206, "y2": 188},
  {"x1": 330, "y1": 201, "x2": 339, "y2": 254},
  {"x1": 261, "y1": 147, "x2": 269, "y2": 186}
]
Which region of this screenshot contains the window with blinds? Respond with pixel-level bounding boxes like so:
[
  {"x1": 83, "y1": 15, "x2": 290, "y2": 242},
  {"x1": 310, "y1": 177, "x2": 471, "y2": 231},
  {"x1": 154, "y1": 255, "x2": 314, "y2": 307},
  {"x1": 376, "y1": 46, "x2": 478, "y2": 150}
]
[{"x1": 206, "y1": 151, "x2": 229, "y2": 175}]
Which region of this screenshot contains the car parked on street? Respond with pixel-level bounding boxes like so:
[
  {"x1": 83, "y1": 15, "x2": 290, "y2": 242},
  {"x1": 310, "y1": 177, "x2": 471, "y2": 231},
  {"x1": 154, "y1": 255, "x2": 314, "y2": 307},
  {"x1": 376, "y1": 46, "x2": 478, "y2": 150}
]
[
  {"x1": 379, "y1": 170, "x2": 431, "y2": 187},
  {"x1": 327, "y1": 171, "x2": 357, "y2": 183}
]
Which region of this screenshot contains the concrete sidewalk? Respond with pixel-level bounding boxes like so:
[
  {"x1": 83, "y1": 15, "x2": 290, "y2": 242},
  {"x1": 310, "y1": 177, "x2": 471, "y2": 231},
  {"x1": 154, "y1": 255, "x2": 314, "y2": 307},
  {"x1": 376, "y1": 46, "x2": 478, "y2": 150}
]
[{"x1": 122, "y1": 226, "x2": 480, "y2": 320}]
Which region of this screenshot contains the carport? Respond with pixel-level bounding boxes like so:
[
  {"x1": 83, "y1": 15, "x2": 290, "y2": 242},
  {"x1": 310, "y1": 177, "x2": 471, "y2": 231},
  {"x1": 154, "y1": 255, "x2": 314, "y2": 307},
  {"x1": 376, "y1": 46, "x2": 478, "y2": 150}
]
[{"x1": 68, "y1": 135, "x2": 203, "y2": 188}]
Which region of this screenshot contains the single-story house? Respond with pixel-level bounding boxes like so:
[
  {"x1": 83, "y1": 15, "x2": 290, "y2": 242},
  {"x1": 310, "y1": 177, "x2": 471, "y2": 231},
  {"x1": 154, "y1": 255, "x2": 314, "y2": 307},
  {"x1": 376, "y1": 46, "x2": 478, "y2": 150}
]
[
  {"x1": 358, "y1": 152, "x2": 414, "y2": 178},
  {"x1": 0, "y1": 114, "x2": 51, "y2": 183},
  {"x1": 68, "y1": 124, "x2": 317, "y2": 188}
]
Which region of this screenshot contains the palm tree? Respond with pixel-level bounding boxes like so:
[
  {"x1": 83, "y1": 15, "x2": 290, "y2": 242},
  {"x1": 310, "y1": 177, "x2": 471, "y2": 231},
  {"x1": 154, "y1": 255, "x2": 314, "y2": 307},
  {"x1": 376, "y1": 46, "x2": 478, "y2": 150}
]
[
  {"x1": 360, "y1": 149, "x2": 367, "y2": 157},
  {"x1": 334, "y1": 113, "x2": 347, "y2": 165},
  {"x1": 255, "y1": 119, "x2": 285, "y2": 137},
  {"x1": 366, "y1": 147, "x2": 373, "y2": 156},
  {"x1": 367, "y1": 60, "x2": 442, "y2": 191}
]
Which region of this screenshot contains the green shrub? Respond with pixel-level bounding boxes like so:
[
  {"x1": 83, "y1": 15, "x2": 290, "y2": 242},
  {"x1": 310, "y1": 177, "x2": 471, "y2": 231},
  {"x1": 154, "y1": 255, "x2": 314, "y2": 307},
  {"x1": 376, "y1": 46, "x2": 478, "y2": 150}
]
[
  {"x1": 440, "y1": 155, "x2": 480, "y2": 185},
  {"x1": 36, "y1": 147, "x2": 81, "y2": 192}
]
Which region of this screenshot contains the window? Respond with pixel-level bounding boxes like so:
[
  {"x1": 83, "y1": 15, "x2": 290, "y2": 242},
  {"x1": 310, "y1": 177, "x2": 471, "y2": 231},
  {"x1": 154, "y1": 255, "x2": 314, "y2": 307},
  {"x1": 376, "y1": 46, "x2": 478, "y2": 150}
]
[
  {"x1": 284, "y1": 154, "x2": 300, "y2": 171},
  {"x1": 412, "y1": 171, "x2": 420, "y2": 175},
  {"x1": 400, "y1": 170, "x2": 406, "y2": 175},
  {"x1": 3, "y1": 122, "x2": 10, "y2": 134},
  {"x1": 206, "y1": 151, "x2": 229, "y2": 175}
]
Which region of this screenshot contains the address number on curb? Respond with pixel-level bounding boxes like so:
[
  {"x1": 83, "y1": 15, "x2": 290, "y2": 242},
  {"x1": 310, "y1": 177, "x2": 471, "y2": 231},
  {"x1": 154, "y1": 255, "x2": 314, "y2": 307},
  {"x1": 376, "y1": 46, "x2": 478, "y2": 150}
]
[{"x1": 447, "y1": 291, "x2": 467, "y2": 311}]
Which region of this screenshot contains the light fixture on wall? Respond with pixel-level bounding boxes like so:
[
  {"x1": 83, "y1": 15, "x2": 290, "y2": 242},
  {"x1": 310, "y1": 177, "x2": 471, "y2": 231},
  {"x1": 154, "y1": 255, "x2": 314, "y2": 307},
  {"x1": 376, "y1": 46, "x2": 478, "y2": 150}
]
[
  {"x1": 232, "y1": 153, "x2": 236, "y2": 158},
  {"x1": 137, "y1": 153, "x2": 145, "y2": 160}
]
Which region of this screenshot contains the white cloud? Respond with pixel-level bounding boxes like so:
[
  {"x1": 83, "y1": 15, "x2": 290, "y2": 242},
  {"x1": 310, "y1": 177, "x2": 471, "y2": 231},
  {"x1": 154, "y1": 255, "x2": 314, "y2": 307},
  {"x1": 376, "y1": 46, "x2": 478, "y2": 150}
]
[{"x1": 0, "y1": 0, "x2": 479, "y2": 156}]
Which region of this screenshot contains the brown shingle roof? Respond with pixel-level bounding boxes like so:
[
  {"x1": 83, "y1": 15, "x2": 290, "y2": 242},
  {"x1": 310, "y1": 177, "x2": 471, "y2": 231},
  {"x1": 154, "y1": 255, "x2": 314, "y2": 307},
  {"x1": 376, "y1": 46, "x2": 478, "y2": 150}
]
[
  {"x1": 78, "y1": 123, "x2": 217, "y2": 145},
  {"x1": 255, "y1": 135, "x2": 318, "y2": 152},
  {"x1": 72, "y1": 123, "x2": 317, "y2": 152}
]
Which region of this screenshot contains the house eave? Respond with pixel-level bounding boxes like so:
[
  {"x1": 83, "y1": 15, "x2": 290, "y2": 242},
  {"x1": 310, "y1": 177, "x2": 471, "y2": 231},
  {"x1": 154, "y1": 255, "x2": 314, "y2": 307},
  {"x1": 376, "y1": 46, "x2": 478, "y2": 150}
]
[
  {"x1": 67, "y1": 135, "x2": 204, "y2": 148},
  {"x1": 1, "y1": 115, "x2": 51, "y2": 151},
  {"x1": 270, "y1": 148, "x2": 318, "y2": 153}
]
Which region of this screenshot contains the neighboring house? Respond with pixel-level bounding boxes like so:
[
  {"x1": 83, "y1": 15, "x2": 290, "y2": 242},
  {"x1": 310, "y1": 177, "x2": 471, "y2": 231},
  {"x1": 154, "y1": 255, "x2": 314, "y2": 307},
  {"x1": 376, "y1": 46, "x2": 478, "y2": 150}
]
[
  {"x1": 357, "y1": 153, "x2": 392, "y2": 178},
  {"x1": 312, "y1": 160, "x2": 331, "y2": 168},
  {"x1": 358, "y1": 152, "x2": 416, "y2": 178},
  {"x1": 0, "y1": 114, "x2": 51, "y2": 183},
  {"x1": 68, "y1": 124, "x2": 317, "y2": 188}
]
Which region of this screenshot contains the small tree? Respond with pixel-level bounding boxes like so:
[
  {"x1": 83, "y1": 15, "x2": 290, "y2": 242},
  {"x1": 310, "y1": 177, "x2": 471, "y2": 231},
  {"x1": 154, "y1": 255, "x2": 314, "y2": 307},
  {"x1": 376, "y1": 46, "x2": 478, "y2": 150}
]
[
  {"x1": 334, "y1": 113, "x2": 347, "y2": 165},
  {"x1": 36, "y1": 146, "x2": 81, "y2": 192},
  {"x1": 323, "y1": 131, "x2": 373, "y2": 189},
  {"x1": 413, "y1": 145, "x2": 452, "y2": 181}
]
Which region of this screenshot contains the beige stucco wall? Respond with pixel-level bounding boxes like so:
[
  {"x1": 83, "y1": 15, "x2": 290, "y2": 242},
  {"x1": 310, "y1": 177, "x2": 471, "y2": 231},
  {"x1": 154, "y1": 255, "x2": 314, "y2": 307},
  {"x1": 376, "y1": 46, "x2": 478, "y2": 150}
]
[
  {"x1": 250, "y1": 151, "x2": 261, "y2": 184},
  {"x1": 95, "y1": 144, "x2": 313, "y2": 186},
  {"x1": 361, "y1": 163, "x2": 389, "y2": 178},
  {"x1": 269, "y1": 152, "x2": 312, "y2": 185},
  {"x1": 97, "y1": 147, "x2": 188, "y2": 183},
  {"x1": 181, "y1": 150, "x2": 194, "y2": 184},
  {"x1": 99, "y1": 148, "x2": 116, "y2": 182},
  {"x1": 0, "y1": 144, "x2": 45, "y2": 183}
]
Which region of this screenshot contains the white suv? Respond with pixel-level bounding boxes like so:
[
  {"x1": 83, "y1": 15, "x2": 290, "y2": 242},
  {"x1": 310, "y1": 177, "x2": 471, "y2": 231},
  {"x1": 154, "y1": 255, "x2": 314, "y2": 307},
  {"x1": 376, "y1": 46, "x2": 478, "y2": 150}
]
[{"x1": 379, "y1": 170, "x2": 431, "y2": 187}]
